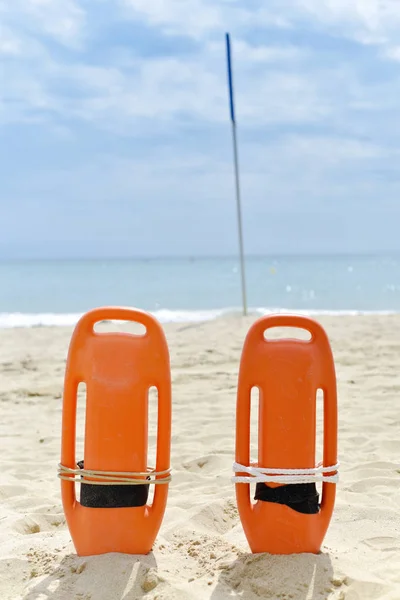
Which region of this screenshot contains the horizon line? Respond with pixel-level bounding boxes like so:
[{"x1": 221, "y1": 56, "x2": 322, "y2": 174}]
[{"x1": 1, "y1": 250, "x2": 400, "y2": 262}]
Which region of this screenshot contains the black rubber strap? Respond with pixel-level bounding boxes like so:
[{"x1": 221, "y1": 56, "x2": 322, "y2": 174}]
[
  {"x1": 77, "y1": 460, "x2": 150, "y2": 508},
  {"x1": 254, "y1": 482, "x2": 320, "y2": 514}
]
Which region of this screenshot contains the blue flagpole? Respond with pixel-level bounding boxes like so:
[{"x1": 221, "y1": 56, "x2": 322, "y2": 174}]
[{"x1": 225, "y1": 32, "x2": 247, "y2": 316}]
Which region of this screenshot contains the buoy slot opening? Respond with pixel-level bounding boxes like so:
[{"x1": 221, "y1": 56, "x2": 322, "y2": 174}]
[
  {"x1": 93, "y1": 320, "x2": 147, "y2": 336},
  {"x1": 250, "y1": 386, "x2": 259, "y2": 504},
  {"x1": 315, "y1": 388, "x2": 324, "y2": 499},
  {"x1": 76, "y1": 382, "x2": 87, "y2": 505},
  {"x1": 146, "y1": 385, "x2": 159, "y2": 506},
  {"x1": 263, "y1": 326, "x2": 312, "y2": 342}
]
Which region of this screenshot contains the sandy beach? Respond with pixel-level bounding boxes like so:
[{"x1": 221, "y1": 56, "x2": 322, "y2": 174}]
[{"x1": 1, "y1": 313, "x2": 400, "y2": 600}]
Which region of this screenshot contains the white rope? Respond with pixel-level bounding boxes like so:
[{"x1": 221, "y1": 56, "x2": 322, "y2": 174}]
[
  {"x1": 57, "y1": 463, "x2": 171, "y2": 485},
  {"x1": 232, "y1": 461, "x2": 339, "y2": 484}
]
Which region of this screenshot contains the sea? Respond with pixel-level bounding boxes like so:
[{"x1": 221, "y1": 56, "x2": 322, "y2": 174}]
[{"x1": 0, "y1": 254, "x2": 399, "y2": 328}]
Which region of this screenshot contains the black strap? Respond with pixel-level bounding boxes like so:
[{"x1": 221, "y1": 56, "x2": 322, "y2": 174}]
[
  {"x1": 254, "y1": 482, "x2": 320, "y2": 514},
  {"x1": 77, "y1": 460, "x2": 150, "y2": 508}
]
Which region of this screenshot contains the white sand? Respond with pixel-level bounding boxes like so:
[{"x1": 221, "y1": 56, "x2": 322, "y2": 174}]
[{"x1": 1, "y1": 314, "x2": 400, "y2": 600}]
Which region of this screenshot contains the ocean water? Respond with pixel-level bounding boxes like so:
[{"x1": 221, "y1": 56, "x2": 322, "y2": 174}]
[{"x1": 0, "y1": 255, "x2": 399, "y2": 327}]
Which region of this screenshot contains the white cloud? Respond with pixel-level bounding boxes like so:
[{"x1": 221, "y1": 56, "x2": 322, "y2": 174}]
[
  {"x1": 121, "y1": 0, "x2": 400, "y2": 49},
  {"x1": 295, "y1": 0, "x2": 400, "y2": 27},
  {"x1": 237, "y1": 133, "x2": 390, "y2": 208},
  {"x1": 0, "y1": 26, "x2": 319, "y2": 129},
  {"x1": 289, "y1": 0, "x2": 400, "y2": 48},
  {"x1": 1, "y1": 0, "x2": 398, "y2": 136},
  {"x1": 0, "y1": 0, "x2": 85, "y2": 48},
  {"x1": 383, "y1": 46, "x2": 400, "y2": 62},
  {"x1": 121, "y1": 0, "x2": 222, "y2": 38},
  {"x1": 219, "y1": 39, "x2": 305, "y2": 64},
  {"x1": 0, "y1": 27, "x2": 21, "y2": 55},
  {"x1": 121, "y1": 0, "x2": 293, "y2": 39},
  {"x1": 3, "y1": 0, "x2": 389, "y2": 133},
  {"x1": 271, "y1": 134, "x2": 383, "y2": 162}
]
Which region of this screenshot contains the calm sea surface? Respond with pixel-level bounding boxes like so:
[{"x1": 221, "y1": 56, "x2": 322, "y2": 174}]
[{"x1": 0, "y1": 255, "x2": 399, "y2": 327}]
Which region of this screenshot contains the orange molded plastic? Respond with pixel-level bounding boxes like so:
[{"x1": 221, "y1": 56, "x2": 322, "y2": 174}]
[
  {"x1": 235, "y1": 314, "x2": 337, "y2": 555},
  {"x1": 60, "y1": 307, "x2": 171, "y2": 556}
]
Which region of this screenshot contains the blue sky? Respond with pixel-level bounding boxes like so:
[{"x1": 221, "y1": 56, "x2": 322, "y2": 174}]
[{"x1": 1, "y1": 0, "x2": 400, "y2": 258}]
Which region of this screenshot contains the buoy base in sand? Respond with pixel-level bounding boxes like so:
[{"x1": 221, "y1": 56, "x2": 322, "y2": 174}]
[
  {"x1": 239, "y1": 498, "x2": 334, "y2": 555},
  {"x1": 65, "y1": 504, "x2": 163, "y2": 556}
]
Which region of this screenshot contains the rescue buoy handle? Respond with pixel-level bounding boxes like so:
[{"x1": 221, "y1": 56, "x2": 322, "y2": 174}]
[
  {"x1": 75, "y1": 306, "x2": 159, "y2": 338},
  {"x1": 251, "y1": 314, "x2": 328, "y2": 345}
]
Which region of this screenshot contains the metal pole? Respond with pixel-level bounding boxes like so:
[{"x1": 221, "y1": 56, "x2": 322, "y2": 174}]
[{"x1": 225, "y1": 32, "x2": 247, "y2": 316}]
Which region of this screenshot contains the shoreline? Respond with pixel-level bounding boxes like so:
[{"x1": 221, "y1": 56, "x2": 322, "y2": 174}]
[{"x1": 0, "y1": 307, "x2": 399, "y2": 330}]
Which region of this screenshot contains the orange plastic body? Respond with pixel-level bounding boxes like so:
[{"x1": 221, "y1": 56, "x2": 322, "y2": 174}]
[
  {"x1": 60, "y1": 307, "x2": 171, "y2": 556},
  {"x1": 235, "y1": 315, "x2": 337, "y2": 555}
]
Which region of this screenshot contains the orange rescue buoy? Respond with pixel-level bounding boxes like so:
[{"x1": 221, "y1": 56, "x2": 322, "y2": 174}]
[
  {"x1": 233, "y1": 314, "x2": 338, "y2": 555},
  {"x1": 58, "y1": 307, "x2": 171, "y2": 556}
]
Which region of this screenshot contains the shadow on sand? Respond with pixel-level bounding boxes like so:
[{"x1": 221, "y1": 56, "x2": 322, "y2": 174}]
[
  {"x1": 23, "y1": 551, "x2": 159, "y2": 600},
  {"x1": 211, "y1": 550, "x2": 336, "y2": 600}
]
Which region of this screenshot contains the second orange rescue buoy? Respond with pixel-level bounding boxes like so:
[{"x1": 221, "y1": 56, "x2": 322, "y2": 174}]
[{"x1": 233, "y1": 314, "x2": 338, "y2": 555}]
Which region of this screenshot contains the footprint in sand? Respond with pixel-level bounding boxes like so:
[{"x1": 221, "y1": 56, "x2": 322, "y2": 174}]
[
  {"x1": 347, "y1": 477, "x2": 400, "y2": 493},
  {"x1": 13, "y1": 513, "x2": 66, "y2": 535},
  {"x1": 13, "y1": 516, "x2": 41, "y2": 535},
  {"x1": 0, "y1": 485, "x2": 27, "y2": 501},
  {"x1": 182, "y1": 454, "x2": 227, "y2": 473},
  {"x1": 343, "y1": 580, "x2": 392, "y2": 598},
  {"x1": 362, "y1": 537, "x2": 400, "y2": 552},
  {"x1": 191, "y1": 501, "x2": 238, "y2": 535},
  {"x1": 381, "y1": 439, "x2": 400, "y2": 453},
  {"x1": 347, "y1": 460, "x2": 399, "y2": 472}
]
